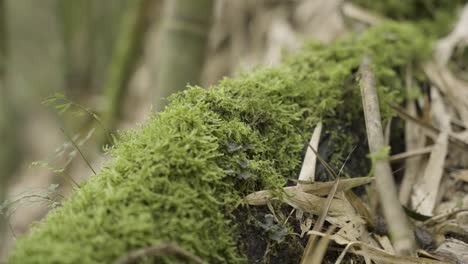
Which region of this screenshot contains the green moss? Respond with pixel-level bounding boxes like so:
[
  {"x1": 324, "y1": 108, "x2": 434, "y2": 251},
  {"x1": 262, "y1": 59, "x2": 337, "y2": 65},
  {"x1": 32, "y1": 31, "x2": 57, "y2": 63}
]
[
  {"x1": 351, "y1": 0, "x2": 466, "y2": 37},
  {"x1": 8, "y1": 22, "x2": 429, "y2": 263}
]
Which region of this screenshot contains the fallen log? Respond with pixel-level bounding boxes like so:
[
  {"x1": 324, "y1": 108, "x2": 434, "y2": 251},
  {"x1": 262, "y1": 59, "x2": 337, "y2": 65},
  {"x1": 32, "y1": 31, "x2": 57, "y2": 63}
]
[{"x1": 8, "y1": 23, "x2": 429, "y2": 263}]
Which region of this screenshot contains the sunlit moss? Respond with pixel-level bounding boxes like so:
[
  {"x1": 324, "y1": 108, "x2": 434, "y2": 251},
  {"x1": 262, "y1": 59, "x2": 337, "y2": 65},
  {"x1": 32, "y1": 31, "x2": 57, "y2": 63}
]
[{"x1": 8, "y1": 22, "x2": 429, "y2": 263}]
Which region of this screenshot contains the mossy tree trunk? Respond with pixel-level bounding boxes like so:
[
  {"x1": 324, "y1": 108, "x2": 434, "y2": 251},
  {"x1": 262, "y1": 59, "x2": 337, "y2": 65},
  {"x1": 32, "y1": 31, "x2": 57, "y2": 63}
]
[
  {"x1": 8, "y1": 22, "x2": 430, "y2": 263},
  {"x1": 153, "y1": 0, "x2": 215, "y2": 111}
]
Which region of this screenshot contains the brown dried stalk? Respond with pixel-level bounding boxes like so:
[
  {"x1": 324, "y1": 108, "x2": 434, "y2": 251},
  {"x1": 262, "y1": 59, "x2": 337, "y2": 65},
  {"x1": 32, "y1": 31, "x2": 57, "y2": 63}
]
[{"x1": 359, "y1": 56, "x2": 415, "y2": 255}]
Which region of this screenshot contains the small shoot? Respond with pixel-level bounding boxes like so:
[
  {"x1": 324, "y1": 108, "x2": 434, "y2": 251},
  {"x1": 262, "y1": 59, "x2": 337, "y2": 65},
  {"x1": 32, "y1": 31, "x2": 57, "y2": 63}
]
[{"x1": 43, "y1": 93, "x2": 113, "y2": 145}]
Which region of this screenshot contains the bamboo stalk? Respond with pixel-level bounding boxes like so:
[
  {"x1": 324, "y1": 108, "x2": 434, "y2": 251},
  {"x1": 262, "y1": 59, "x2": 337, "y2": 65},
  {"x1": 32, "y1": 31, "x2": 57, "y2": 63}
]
[
  {"x1": 153, "y1": 0, "x2": 215, "y2": 111},
  {"x1": 58, "y1": 0, "x2": 93, "y2": 101},
  {"x1": 100, "y1": 0, "x2": 149, "y2": 145},
  {"x1": 359, "y1": 56, "x2": 415, "y2": 255}
]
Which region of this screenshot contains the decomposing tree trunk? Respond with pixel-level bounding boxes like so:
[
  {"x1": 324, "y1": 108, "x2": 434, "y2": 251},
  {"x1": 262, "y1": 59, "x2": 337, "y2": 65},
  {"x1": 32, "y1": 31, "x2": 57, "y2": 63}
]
[
  {"x1": 152, "y1": 0, "x2": 215, "y2": 111},
  {"x1": 7, "y1": 22, "x2": 430, "y2": 263}
]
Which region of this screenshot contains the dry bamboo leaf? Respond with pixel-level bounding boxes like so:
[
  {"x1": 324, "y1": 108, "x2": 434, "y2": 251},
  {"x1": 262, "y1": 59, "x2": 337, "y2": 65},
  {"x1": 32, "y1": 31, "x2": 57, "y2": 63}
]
[
  {"x1": 456, "y1": 212, "x2": 468, "y2": 225},
  {"x1": 411, "y1": 131, "x2": 449, "y2": 216},
  {"x1": 373, "y1": 234, "x2": 396, "y2": 255},
  {"x1": 308, "y1": 231, "x2": 448, "y2": 264},
  {"x1": 332, "y1": 191, "x2": 368, "y2": 243},
  {"x1": 245, "y1": 177, "x2": 373, "y2": 205},
  {"x1": 334, "y1": 240, "x2": 362, "y2": 264},
  {"x1": 451, "y1": 170, "x2": 468, "y2": 183},
  {"x1": 434, "y1": 220, "x2": 468, "y2": 241},
  {"x1": 416, "y1": 250, "x2": 448, "y2": 263},
  {"x1": 300, "y1": 217, "x2": 313, "y2": 238},
  {"x1": 424, "y1": 208, "x2": 468, "y2": 227},
  {"x1": 355, "y1": 246, "x2": 449, "y2": 264},
  {"x1": 435, "y1": 3, "x2": 468, "y2": 66},
  {"x1": 308, "y1": 226, "x2": 337, "y2": 264},
  {"x1": 298, "y1": 122, "x2": 323, "y2": 185},
  {"x1": 434, "y1": 238, "x2": 468, "y2": 263},
  {"x1": 302, "y1": 180, "x2": 340, "y2": 264},
  {"x1": 333, "y1": 214, "x2": 367, "y2": 243},
  {"x1": 283, "y1": 191, "x2": 350, "y2": 217},
  {"x1": 344, "y1": 190, "x2": 374, "y2": 229}
]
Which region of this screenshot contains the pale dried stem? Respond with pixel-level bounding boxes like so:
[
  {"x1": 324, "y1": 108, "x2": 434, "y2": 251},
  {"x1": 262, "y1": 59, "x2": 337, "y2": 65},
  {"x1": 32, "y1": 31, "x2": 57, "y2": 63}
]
[
  {"x1": 298, "y1": 122, "x2": 323, "y2": 185},
  {"x1": 389, "y1": 146, "x2": 433, "y2": 163},
  {"x1": 359, "y1": 56, "x2": 415, "y2": 255},
  {"x1": 300, "y1": 180, "x2": 339, "y2": 264},
  {"x1": 399, "y1": 66, "x2": 426, "y2": 205}
]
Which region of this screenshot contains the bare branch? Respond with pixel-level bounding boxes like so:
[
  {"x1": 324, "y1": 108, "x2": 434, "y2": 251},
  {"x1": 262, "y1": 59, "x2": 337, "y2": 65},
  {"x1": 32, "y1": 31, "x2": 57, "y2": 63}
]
[{"x1": 359, "y1": 56, "x2": 415, "y2": 255}]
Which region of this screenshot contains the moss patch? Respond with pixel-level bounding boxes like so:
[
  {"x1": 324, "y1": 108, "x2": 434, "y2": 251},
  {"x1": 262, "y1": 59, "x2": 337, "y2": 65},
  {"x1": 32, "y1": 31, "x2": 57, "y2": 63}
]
[
  {"x1": 351, "y1": 0, "x2": 466, "y2": 37},
  {"x1": 8, "y1": 22, "x2": 429, "y2": 263}
]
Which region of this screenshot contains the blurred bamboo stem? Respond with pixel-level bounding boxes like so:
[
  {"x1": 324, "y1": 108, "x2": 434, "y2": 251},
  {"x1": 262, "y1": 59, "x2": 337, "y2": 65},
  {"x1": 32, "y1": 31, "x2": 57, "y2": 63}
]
[
  {"x1": 100, "y1": 0, "x2": 148, "y2": 145},
  {"x1": 59, "y1": 0, "x2": 93, "y2": 100},
  {"x1": 399, "y1": 66, "x2": 426, "y2": 205},
  {"x1": 153, "y1": 0, "x2": 215, "y2": 111},
  {"x1": 0, "y1": 0, "x2": 21, "y2": 241},
  {"x1": 359, "y1": 56, "x2": 415, "y2": 255},
  {"x1": 0, "y1": 0, "x2": 6, "y2": 239}
]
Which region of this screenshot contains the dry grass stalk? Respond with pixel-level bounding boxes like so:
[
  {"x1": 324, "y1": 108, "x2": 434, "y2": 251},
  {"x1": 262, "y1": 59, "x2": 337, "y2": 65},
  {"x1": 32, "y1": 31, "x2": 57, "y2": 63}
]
[
  {"x1": 359, "y1": 56, "x2": 415, "y2": 254},
  {"x1": 390, "y1": 146, "x2": 433, "y2": 163},
  {"x1": 298, "y1": 122, "x2": 323, "y2": 186},
  {"x1": 308, "y1": 226, "x2": 337, "y2": 264},
  {"x1": 300, "y1": 180, "x2": 339, "y2": 264},
  {"x1": 451, "y1": 170, "x2": 468, "y2": 183},
  {"x1": 390, "y1": 104, "x2": 468, "y2": 151},
  {"x1": 434, "y1": 238, "x2": 468, "y2": 263},
  {"x1": 399, "y1": 66, "x2": 428, "y2": 205},
  {"x1": 308, "y1": 230, "x2": 448, "y2": 264},
  {"x1": 411, "y1": 88, "x2": 450, "y2": 216}
]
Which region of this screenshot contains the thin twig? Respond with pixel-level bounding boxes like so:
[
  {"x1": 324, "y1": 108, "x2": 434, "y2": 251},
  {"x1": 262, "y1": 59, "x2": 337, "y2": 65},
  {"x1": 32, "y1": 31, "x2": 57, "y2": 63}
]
[
  {"x1": 113, "y1": 243, "x2": 206, "y2": 264},
  {"x1": 300, "y1": 179, "x2": 339, "y2": 264},
  {"x1": 60, "y1": 128, "x2": 97, "y2": 175},
  {"x1": 389, "y1": 146, "x2": 433, "y2": 163},
  {"x1": 359, "y1": 56, "x2": 415, "y2": 255},
  {"x1": 423, "y1": 207, "x2": 468, "y2": 226},
  {"x1": 390, "y1": 104, "x2": 468, "y2": 151}
]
